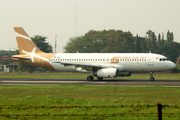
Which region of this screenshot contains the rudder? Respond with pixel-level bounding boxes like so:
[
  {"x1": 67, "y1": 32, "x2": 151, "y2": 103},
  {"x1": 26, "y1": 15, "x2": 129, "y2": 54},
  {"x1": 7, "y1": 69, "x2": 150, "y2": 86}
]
[{"x1": 14, "y1": 27, "x2": 44, "y2": 55}]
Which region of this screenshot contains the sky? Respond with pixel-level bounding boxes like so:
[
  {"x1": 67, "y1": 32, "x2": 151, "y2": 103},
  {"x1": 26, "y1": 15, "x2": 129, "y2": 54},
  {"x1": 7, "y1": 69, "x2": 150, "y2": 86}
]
[{"x1": 0, "y1": 0, "x2": 180, "y2": 53}]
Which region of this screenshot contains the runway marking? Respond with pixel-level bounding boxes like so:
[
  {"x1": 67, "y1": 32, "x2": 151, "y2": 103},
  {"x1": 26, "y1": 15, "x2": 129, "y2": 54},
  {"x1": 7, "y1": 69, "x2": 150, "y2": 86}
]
[{"x1": 1, "y1": 81, "x2": 106, "y2": 84}]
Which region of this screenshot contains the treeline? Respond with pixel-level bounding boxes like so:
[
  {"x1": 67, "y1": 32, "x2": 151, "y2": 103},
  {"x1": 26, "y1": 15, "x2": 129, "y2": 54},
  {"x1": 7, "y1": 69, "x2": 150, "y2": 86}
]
[
  {"x1": 64, "y1": 29, "x2": 180, "y2": 63},
  {"x1": 0, "y1": 50, "x2": 15, "y2": 65}
]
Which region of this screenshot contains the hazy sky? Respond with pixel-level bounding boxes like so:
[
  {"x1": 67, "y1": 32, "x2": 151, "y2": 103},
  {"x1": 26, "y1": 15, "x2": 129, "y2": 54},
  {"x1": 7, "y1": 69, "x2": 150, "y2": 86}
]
[{"x1": 0, "y1": 0, "x2": 180, "y2": 53}]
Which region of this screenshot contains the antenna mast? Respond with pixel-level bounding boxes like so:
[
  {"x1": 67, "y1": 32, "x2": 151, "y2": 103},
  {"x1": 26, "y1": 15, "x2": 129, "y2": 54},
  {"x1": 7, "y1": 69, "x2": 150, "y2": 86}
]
[
  {"x1": 76, "y1": 4, "x2": 77, "y2": 36},
  {"x1": 55, "y1": 35, "x2": 57, "y2": 53}
]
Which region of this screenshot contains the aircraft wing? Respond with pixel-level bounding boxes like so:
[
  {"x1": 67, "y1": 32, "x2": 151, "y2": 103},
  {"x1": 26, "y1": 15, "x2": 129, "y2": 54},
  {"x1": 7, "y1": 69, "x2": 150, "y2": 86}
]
[{"x1": 52, "y1": 62, "x2": 125, "y2": 71}]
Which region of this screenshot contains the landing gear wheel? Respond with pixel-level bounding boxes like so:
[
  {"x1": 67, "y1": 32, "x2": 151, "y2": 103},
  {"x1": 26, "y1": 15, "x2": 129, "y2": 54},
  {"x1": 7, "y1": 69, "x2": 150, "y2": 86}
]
[
  {"x1": 97, "y1": 77, "x2": 103, "y2": 81},
  {"x1": 149, "y1": 72, "x2": 155, "y2": 81},
  {"x1": 150, "y1": 77, "x2": 154, "y2": 81},
  {"x1": 87, "y1": 76, "x2": 94, "y2": 81}
]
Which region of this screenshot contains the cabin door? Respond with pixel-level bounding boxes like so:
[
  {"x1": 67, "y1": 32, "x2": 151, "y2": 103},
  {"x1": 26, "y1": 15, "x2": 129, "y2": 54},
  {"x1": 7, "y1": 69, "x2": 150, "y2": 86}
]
[{"x1": 148, "y1": 55, "x2": 153, "y2": 66}]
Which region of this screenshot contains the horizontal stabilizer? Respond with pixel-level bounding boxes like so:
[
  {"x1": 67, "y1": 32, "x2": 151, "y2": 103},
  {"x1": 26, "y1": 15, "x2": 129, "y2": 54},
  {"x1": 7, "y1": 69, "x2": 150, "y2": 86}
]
[{"x1": 11, "y1": 55, "x2": 31, "y2": 61}]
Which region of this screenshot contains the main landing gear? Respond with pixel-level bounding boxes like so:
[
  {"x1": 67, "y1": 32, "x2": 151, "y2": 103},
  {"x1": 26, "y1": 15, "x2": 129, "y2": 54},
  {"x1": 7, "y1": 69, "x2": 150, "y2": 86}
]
[
  {"x1": 87, "y1": 76, "x2": 103, "y2": 81},
  {"x1": 87, "y1": 76, "x2": 94, "y2": 81},
  {"x1": 150, "y1": 72, "x2": 155, "y2": 81}
]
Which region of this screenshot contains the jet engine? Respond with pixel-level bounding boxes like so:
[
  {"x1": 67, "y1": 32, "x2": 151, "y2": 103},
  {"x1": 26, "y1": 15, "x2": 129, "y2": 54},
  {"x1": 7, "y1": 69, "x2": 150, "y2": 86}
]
[{"x1": 93, "y1": 68, "x2": 118, "y2": 78}]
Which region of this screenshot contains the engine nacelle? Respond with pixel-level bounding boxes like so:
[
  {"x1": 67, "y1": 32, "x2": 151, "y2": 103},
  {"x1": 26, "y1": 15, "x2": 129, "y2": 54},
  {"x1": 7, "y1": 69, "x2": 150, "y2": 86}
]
[
  {"x1": 94, "y1": 68, "x2": 118, "y2": 78},
  {"x1": 118, "y1": 72, "x2": 131, "y2": 77}
]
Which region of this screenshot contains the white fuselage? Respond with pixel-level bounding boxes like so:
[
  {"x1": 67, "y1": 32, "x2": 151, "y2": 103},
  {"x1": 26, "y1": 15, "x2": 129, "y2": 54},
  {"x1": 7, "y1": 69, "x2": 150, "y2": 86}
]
[{"x1": 49, "y1": 53, "x2": 175, "y2": 72}]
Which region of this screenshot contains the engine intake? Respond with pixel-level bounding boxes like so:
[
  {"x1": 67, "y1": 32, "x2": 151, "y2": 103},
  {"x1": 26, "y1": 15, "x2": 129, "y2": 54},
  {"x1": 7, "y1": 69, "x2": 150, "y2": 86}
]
[{"x1": 93, "y1": 68, "x2": 118, "y2": 78}]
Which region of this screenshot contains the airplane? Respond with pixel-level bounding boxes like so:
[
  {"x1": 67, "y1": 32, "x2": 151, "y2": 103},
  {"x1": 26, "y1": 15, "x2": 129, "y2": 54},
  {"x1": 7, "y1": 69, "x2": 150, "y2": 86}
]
[{"x1": 11, "y1": 27, "x2": 176, "y2": 81}]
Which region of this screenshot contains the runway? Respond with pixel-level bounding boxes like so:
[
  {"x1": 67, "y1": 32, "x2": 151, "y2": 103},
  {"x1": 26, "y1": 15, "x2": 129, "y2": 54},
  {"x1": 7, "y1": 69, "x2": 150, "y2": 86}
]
[{"x1": 0, "y1": 78, "x2": 180, "y2": 86}]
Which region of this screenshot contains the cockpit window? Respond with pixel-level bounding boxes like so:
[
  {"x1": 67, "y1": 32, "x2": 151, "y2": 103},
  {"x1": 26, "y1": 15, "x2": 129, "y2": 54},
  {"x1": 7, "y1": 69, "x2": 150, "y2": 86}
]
[{"x1": 159, "y1": 58, "x2": 169, "y2": 61}]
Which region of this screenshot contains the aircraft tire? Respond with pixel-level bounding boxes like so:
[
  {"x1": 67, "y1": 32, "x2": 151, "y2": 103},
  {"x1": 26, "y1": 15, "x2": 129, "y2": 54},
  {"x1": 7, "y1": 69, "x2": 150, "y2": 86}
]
[
  {"x1": 87, "y1": 76, "x2": 94, "y2": 81},
  {"x1": 150, "y1": 77, "x2": 154, "y2": 81}
]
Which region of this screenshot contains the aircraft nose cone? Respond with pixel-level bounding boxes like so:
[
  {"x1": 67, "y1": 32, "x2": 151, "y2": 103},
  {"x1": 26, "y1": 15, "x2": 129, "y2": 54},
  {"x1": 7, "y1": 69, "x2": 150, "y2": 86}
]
[{"x1": 170, "y1": 62, "x2": 176, "y2": 70}]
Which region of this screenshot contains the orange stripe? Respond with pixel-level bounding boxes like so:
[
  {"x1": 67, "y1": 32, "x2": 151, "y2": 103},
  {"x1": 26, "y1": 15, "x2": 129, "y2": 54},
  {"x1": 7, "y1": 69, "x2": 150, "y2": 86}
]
[
  {"x1": 16, "y1": 38, "x2": 43, "y2": 54},
  {"x1": 14, "y1": 27, "x2": 29, "y2": 37}
]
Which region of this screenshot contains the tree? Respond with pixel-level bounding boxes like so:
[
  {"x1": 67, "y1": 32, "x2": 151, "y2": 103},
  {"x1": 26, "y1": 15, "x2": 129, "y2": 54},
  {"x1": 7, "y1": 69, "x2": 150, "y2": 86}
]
[
  {"x1": 161, "y1": 32, "x2": 165, "y2": 45},
  {"x1": 64, "y1": 29, "x2": 180, "y2": 64},
  {"x1": 140, "y1": 37, "x2": 147, "y2": 53},
  {"x1": 145, "y1": 30, "x2": 157, "y2": 53},
  {"x1": 31, "y1": 35, "x2": 53, "y2": 53},
  {"x1": 157, "y1": 33, "x2": 161, "y2": 47},
  {"x1": 157, "y1": 42, "x2": 180, "y2": 63},
  {"x1": 63, "y1": 36, "x2": 86, "y2": 53},
  {"x1": 134, "y1": 34, "x2": 141, "y2": 53},
  {"x1": 64, "y1": 29, "x2": 135, "y2": 53},
  {"x1": 17, "y1": 35, "x2": 53, "y2": 72},
  {"x1": 167, "y1": 30, "x2": 174, "y2": 43}
]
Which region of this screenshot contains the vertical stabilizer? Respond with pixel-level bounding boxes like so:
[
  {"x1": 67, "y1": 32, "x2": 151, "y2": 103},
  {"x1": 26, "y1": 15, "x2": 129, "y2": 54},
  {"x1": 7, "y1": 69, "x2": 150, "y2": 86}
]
[{"x1": 14, "y1": 27, "x2": 44, "y2": 55}]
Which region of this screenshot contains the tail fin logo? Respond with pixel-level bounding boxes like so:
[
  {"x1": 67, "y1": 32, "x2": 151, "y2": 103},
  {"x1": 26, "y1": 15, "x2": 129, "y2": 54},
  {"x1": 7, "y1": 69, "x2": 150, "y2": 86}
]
[
  {"x1": 15, "y1": 29, "x2": 32, "y2": 41},
  {"x1": 14, "y1": 27, "x2": 43, "y2": 55},
  {"x1": 22, "y1": 47, "x2": 36, "y2": 63}
]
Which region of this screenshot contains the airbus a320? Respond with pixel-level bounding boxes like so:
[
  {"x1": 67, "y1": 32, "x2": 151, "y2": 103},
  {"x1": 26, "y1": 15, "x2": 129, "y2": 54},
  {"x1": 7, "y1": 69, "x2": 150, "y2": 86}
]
[{"x1": 11, "y1": 27, "x2": 176, "y2": 81}]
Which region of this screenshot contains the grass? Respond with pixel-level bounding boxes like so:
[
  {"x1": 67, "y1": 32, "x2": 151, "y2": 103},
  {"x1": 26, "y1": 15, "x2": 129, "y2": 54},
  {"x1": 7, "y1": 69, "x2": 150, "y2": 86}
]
[
  {"x1": 0, "y1": 72, "x2": 180, "y2": 79},
  {"x1": 0, "y1": 85, "x2": 179, "y2": 119}
]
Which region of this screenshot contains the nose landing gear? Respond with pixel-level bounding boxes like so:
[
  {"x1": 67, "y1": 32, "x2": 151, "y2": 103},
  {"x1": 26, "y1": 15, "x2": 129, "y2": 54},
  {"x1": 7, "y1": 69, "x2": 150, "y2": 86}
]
[{"x1": 150, "y1": 72, "x2": 154, "y2": 81}]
